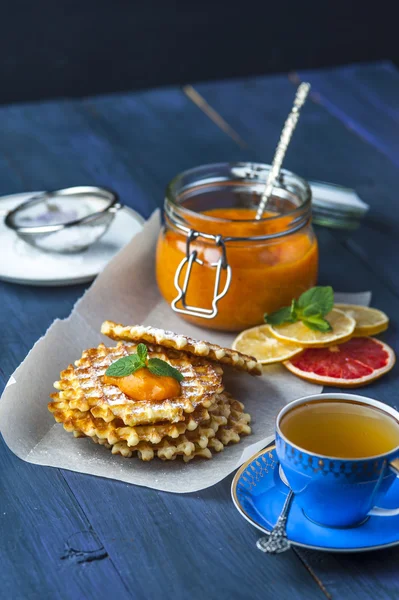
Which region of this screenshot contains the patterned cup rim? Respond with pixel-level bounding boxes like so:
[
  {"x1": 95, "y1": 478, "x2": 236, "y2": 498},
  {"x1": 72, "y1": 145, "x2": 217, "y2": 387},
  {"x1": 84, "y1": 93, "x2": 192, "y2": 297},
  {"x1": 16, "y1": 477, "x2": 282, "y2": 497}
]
[{"x1": 276, "y1": 393, "x2": 399, "y2": 462}]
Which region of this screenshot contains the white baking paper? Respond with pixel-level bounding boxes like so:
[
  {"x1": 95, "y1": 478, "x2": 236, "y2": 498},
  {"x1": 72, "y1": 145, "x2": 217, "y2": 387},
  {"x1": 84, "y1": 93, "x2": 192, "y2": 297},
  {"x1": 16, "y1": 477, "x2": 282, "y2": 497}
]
[{"x1": 0, "y1": 211, "x2": 371, "y2": 493}]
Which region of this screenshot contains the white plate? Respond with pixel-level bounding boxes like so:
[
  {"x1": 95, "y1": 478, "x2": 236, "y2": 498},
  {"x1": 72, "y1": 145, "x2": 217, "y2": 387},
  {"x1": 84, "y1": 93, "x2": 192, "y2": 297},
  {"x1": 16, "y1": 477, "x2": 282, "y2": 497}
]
[{"x1": 0, "y1": 192, "x2": 144, "y2": 286}]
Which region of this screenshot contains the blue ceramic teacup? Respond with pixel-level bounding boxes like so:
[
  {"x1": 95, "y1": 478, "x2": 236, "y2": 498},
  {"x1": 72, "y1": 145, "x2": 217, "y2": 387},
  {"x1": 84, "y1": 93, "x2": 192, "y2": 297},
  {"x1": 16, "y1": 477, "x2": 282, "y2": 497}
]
[{"x1": 275, "y1": 393, "x2": 399, "y2": 528}]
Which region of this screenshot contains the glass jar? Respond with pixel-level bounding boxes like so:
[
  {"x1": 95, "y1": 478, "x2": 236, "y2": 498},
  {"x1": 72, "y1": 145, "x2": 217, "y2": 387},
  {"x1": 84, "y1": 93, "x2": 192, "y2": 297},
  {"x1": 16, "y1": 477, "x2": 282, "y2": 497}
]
[{"x1": 156, "y1": 162, "x2": 318, "y2": 332}]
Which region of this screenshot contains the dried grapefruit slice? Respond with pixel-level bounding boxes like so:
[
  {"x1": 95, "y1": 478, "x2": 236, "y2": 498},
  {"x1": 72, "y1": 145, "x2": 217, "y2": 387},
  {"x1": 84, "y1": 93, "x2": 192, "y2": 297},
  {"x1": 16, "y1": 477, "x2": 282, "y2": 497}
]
[
  {"x1": 269, "y1": 308, "x2": 355, "y2": 348},
  {"x1": 283, "y1": 337, "x2": 395, "y2": 388},
  {"x1": 232, "y1": 325, "x2": 302, "y2": 365},
  {"x1": 335, "y1": 304, "x2": 389, "y2": 337}
]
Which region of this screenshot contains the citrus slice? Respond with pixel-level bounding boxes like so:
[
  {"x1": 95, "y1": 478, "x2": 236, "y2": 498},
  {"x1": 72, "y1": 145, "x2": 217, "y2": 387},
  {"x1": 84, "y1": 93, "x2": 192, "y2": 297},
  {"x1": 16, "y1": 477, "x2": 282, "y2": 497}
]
[
  {"x1": 335, "y1": 304, "x2": 389, "y2": 337},
  {"x1": 232, "y1": 325, "x2": 302, "y2": 365},
  {"x1": 269, "y1": 308, "x2": 356, "y2": 348},
  {"x1": 283, "y1": 337, "x2": 395, "y2": 388}
]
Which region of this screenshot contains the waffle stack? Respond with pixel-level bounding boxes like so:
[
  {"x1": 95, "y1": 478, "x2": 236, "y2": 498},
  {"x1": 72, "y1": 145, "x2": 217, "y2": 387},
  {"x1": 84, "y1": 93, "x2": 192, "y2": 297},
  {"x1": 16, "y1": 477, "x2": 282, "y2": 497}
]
[{"x1": 48, "y1": 322, "x2": 260, "y2": 462}]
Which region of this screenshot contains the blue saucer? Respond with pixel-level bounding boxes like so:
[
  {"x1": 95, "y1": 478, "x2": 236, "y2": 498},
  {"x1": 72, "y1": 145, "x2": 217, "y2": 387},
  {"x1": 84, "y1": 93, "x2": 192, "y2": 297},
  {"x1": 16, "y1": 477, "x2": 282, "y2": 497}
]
[{"x1": 232, "y1": 445, "x2": 399, "y2": 552}]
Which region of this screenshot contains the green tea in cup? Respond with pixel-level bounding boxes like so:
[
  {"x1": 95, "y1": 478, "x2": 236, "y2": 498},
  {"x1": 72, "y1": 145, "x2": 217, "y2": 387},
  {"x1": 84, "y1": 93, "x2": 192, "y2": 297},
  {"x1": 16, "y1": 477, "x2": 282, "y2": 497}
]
[{"x1": 280, "y1": 399, "x2": 399, "y2": 459}]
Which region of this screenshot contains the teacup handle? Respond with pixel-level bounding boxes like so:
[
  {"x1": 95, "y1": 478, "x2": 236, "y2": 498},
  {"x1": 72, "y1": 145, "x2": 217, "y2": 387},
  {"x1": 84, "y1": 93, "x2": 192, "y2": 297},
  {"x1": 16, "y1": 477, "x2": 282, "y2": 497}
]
[{"x1": 369, "y1": 459, "x2": 399, "y2": 517}]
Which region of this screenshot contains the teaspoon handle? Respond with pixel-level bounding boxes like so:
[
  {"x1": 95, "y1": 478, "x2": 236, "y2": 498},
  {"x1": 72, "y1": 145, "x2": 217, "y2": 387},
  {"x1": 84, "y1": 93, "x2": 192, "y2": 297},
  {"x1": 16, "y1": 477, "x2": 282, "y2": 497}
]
[
  {"x1": 255, "y1": 83, "x2": 310, "y2": 220},
  {"x1": 256, "y1": 490, "x2": 294, "y2": 554}
]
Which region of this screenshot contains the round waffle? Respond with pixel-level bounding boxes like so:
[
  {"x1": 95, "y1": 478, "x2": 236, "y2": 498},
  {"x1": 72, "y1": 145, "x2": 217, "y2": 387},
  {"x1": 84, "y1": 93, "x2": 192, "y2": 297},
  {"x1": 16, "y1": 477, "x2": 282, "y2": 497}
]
[
  {"x1": 101, "y1": 321, "x2": 262, "y2": 375},
  {"x1": 51, "y1": 341, "x2": 224, "y2": 427},
  {"x1": 49, "y1": 393, "x2": 230, "y2": 446},
  {"x1": 70, "y1": 393, "x2": 251, "y2": 462}
]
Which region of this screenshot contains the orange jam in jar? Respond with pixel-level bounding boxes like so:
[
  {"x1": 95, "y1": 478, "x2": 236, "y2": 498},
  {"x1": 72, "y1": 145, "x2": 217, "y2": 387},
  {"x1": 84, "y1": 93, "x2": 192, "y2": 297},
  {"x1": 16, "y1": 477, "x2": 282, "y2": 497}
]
[{"x1": 156, "y1": 163, "x2": 318, "y2": 331}]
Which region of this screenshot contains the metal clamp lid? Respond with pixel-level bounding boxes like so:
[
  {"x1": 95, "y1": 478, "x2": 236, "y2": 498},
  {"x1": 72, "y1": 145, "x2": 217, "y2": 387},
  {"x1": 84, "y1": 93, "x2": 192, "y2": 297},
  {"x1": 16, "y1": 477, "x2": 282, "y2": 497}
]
[{"x1": 172, "y1": 230, "x2": 232, "y2": 319}]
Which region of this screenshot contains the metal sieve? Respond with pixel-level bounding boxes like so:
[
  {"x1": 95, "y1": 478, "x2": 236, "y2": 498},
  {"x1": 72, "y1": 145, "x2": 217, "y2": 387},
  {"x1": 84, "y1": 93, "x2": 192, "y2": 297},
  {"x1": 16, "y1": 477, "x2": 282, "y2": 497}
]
[{"x1": 5, "y1": 186, "x2": 122, "y2": 253}]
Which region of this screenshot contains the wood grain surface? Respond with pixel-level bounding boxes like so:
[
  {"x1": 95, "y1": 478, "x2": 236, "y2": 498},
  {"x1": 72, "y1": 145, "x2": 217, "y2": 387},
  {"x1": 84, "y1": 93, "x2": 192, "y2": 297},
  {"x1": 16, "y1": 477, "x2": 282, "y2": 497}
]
[{"x1": 0, "y1": 61, "x2": 398, "y2": 600}]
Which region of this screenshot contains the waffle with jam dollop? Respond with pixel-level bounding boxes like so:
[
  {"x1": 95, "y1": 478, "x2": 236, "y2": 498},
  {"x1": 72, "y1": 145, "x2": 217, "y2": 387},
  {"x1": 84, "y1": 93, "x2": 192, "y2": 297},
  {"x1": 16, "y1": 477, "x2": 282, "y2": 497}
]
[{"x1": 48, "y1": 325, "x2": 256, "y2": 462}]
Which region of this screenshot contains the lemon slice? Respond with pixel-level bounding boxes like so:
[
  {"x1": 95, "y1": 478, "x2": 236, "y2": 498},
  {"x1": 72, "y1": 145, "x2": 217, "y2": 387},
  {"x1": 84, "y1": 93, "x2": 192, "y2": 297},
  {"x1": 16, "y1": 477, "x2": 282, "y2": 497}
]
[
  {"x1": 232, "y1": 324, "x2": 303, "y2": 364},
  {"x1": 335, "y1": 304, "x2": 389, "y2": 337},
  {"x1": 269, "y1": 308, "x2": 356, "y2": 348}
]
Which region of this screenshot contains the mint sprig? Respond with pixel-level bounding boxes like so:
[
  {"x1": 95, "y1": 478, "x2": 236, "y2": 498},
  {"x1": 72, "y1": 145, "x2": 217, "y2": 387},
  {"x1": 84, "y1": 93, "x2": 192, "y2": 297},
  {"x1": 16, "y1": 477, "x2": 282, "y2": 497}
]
[
  {"x1": 137, "y1": 342, "x2": 148, "y2": 363},
  {"x1": 147, "y1": 358, "x2": 184, "y2": 382},
  {"x1": 105, "y1": 343, "x2": 184, "y2": 382},
  {"x1": 264, "y1": 305, "x2": 295, "y2": 326},
  {"x1": 105, "y1": 354, "x2": 143, "y2": 377},
  {"x1": 265, "y1": 286, "x2": 334, "y2": 332}
]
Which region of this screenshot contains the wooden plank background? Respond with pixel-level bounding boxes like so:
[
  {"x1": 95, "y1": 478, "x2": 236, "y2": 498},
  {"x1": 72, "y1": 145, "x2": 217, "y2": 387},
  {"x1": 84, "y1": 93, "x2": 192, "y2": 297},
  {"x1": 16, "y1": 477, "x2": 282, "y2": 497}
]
[{"x1": 0, "y1": 60, "x2": 398, "y2": 600}]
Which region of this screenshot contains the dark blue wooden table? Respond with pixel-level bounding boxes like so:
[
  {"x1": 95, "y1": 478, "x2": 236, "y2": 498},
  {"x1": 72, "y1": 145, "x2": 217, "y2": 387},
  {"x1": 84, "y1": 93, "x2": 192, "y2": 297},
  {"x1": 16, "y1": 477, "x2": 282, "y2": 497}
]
[{"x1": 1, "y1": 61, "x2": 399, "y2": 600}]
